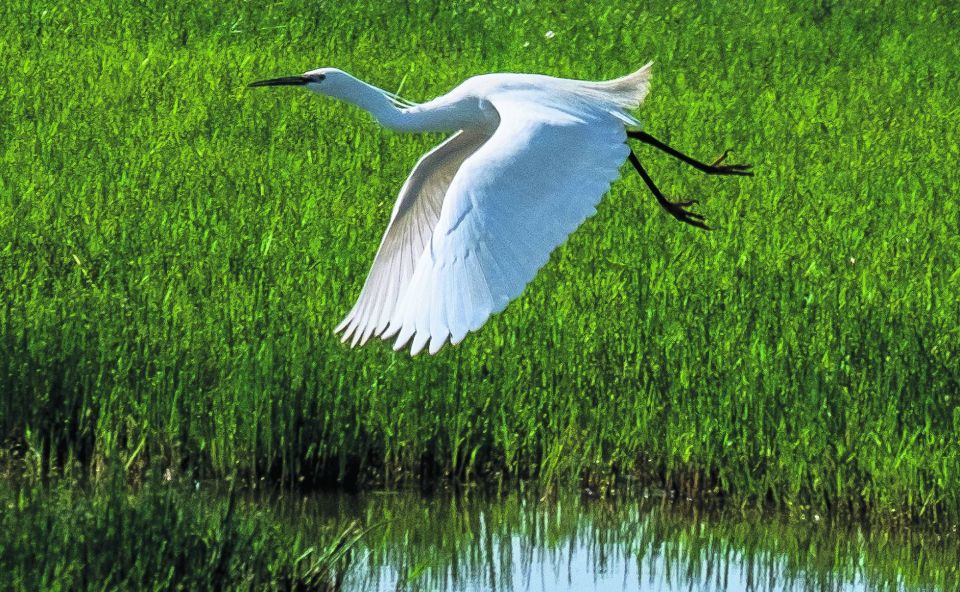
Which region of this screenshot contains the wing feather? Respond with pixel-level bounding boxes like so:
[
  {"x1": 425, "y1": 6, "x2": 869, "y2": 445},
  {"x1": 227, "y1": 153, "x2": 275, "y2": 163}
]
[
  {"x1": 335, "y1": 129, "x2": 490, "y2": 345},
  {"x1": 388, "y1": 94, "x2": 630, "y2": 354}
]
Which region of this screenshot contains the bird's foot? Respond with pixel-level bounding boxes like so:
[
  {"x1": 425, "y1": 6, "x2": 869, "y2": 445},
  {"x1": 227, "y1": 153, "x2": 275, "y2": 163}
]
[
  {"x1": 661, "y1": 198, "x2": 710, "y2": 230},
  {"x1": 706, "y1": 150, "x2": 754, "y2": 176}
]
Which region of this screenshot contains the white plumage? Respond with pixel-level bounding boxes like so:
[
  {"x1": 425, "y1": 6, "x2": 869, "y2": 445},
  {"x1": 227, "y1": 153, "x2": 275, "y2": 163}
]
[{"x1": 249, "y1": 64, "x2": 691, "y2": 355}]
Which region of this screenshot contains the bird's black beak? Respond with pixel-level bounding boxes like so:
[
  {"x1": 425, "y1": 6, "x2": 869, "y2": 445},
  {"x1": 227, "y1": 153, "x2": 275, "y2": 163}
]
[{"x1": 247, "y1": 75, "x2": 310, "y2": 88}]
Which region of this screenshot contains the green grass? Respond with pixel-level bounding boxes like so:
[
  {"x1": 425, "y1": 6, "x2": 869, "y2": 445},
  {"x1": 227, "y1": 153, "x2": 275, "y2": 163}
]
[{"x1": 1, "y1": 0, "x2": 959, "y2": 525}]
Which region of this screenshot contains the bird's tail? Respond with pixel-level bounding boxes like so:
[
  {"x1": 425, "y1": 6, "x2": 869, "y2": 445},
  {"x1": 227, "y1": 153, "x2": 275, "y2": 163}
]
[{"x1": 585, "y1": 62, "x2": 653, "y2": 110}]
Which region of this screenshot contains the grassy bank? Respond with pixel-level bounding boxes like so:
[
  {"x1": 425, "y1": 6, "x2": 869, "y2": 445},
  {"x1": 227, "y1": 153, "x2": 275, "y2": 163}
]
[
  {"x1": 0, "y1": 478, "x2": 358, "y2": 591},
  {"x1": 1, "y1": 0, "x2": 959, "y2": 524}
]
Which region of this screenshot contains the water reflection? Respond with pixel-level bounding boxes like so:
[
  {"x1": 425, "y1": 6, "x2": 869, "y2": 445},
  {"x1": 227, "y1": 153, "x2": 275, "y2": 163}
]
[{"x1": 267, "y1": 491, "x2": 955, "y2": 592}]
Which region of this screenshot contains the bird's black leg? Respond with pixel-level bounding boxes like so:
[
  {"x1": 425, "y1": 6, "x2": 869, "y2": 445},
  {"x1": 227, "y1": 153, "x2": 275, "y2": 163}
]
[
  {"x1": 628, "y1": 130, "x2": 753, "y2": 176},
  {"x1": 629, "y1": 150, "x2": 709, "y2": 230}
]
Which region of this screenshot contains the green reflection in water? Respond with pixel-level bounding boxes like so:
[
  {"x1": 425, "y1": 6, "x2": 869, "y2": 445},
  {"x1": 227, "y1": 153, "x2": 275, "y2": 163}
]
[{"x1": 266, "y1": 490, "x2": 958, "y2": 592}]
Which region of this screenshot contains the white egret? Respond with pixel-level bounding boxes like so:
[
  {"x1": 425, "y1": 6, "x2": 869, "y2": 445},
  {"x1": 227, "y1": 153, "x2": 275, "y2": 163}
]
[{"x1": 248, "y1": 65, "x2": 751, "y2": 355}]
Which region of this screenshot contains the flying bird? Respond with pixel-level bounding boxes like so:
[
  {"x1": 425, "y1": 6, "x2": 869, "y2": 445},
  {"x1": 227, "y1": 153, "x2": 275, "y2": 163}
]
[{"x1": 248, "y1": 64, "x2": 752, "y2": 355}]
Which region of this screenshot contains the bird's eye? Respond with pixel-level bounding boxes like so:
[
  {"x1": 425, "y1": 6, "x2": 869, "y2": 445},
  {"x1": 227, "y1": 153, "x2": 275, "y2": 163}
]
[{"x1": 311, "y1": 73, "x2": 326, "y2": 82}]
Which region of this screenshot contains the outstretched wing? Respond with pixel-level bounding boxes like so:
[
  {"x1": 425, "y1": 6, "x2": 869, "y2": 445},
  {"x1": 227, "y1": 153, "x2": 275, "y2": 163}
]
[
  {"x1": 335, "y1": 129, "x2": 491, "y2": 346},
  {"x1": 383, "y1": 94, "x2": 631, "y2": 354}
]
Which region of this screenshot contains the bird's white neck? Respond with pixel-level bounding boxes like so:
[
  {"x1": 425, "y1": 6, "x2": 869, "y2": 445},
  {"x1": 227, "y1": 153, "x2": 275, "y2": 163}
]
[{"x1": 323, "y1": 75, "x2": 463, "y2": 133}]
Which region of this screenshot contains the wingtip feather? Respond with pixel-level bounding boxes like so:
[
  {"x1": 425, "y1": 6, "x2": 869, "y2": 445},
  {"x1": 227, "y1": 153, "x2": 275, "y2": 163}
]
[
  {"x1": 409, "y1": 330, "x2": 430, "y2": 356},
  {"x1": 393, "y1": 322, "x2": 416, "y2": 352},
  {"x1": 334, "y1": 314, "x2": 353, "y2": 334},
  {"x1": 428, "y1": 332, "x2": 449, "y2": 354}
]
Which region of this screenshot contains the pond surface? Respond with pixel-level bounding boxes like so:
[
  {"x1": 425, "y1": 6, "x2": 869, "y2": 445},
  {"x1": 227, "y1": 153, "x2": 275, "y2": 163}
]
[{"x1": 268, "y1": 489, "x2": 956, "y2": 592}]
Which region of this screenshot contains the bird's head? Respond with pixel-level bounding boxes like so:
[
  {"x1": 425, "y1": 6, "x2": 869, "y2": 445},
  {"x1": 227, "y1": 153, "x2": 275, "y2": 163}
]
[
  {"x1": 249, "y1": 68, "x2": 412, "y2": 130},
  {"x1": 247, "y1": 68, "x2": 357, "y2": 99}
]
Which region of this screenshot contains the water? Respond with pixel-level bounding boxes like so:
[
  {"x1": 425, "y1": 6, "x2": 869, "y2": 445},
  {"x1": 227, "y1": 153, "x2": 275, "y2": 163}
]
[{"x1": 265, "y1": 490, "x2": 957, "y2": 592}]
